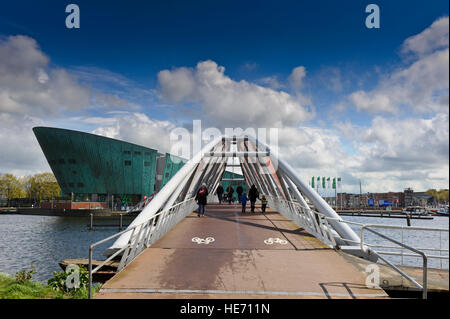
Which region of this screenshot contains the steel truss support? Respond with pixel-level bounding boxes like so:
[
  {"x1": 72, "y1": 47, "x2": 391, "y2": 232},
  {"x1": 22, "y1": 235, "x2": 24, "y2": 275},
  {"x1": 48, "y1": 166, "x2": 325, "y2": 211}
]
[{"x1": 106, "y1": 134, "x2": 361, "y2": 256}]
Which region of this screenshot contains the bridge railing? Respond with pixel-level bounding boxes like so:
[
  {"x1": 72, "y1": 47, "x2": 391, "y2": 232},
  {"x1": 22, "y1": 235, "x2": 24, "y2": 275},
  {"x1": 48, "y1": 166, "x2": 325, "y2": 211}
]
[
  {"x1": 87, "y1": 198, "x2": 196, "y2": 298},
  {"x1": 266, "y1": 195, "x2": 448, "y2": 299},
  {"x1": 323, "y1": 217, "x2": 449, "y2": 299},
  {"x1": 267, "y1": 195, "x2": 337, "y2": 247}
]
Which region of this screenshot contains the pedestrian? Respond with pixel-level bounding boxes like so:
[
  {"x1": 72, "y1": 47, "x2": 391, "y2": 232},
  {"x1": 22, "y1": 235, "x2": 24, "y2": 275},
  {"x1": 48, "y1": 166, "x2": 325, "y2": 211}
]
[
  {"x1": 248, "y1": 184, "x2": 259, "y2": 213},
  {"x1": 261, "y1": 195, "x2": 268, "y2": 213},
  {"x1": 195, "y1": 183, "x2": 209, "y2": 217},
  {"x1": 216, "y1": 184, "x2": 224, "y2": 204},
  {"x1": 240, "y1": 193, "x2": 249, "y2": 213},
  {"x1": 226, "y1": 184, "x2": 234, "y2": 204},
  {"x1": 236, "y1": 184, "x2": 243, "y2": 203}
]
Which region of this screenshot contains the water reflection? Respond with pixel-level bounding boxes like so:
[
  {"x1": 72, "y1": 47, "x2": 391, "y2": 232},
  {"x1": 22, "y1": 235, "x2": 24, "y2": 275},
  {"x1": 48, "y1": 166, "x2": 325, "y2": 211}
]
[{"x1": 0, "y1": 214, "x2": 133, "y2": 282}]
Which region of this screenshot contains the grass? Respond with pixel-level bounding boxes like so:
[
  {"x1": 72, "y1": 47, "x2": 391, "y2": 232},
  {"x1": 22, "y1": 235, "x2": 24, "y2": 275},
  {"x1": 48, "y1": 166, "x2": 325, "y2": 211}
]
[{"x1": 0, "y1": 273, "x2": 101, "y2": 299}]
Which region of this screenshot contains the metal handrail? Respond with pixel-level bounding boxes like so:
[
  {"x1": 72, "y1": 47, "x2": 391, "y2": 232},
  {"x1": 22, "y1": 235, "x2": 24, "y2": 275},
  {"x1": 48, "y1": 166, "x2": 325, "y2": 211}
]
[
  {"x1": 324, "y1": 216, "x2": 449, "y2": 299},
  {"x1": 88, "y1": 198, "x2": 195, "y2": 298},
  {"x1": 361, "y1": 226, "x2": 428, "y2": 299},
  {"x1": 275, "y1": 199, "x2": 448, "y2": 299}
]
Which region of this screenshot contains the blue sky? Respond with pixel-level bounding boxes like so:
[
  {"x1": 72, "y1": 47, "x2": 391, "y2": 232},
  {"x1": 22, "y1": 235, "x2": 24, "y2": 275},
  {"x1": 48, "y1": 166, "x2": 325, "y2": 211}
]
[{"x1": 0, "y1": 1, "x2": 448, "y2": 192}]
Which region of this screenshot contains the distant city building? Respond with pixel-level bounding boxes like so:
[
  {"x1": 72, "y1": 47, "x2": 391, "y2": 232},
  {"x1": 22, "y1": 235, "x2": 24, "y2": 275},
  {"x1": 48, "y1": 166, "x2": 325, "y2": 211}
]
[
  {"x1": 410, "y1": 192, "x2": 434, "y2": 207},
  {"x1": 404, "y1": 188, "x2": 414, "y2": 206},
  {"x1": 337, "y1": 187, "x2": 433, "y2": 209}
]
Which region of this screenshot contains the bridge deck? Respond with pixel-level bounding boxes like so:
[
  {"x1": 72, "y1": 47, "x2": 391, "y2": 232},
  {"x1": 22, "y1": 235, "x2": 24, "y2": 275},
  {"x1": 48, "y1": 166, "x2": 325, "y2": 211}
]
[{"x1": 96, "y1": 204, "x2": 389, "y2": 299}]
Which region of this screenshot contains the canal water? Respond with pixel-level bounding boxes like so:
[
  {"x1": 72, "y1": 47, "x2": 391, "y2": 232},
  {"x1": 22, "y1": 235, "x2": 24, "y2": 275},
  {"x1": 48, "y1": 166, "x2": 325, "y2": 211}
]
[
  {"x1": 343, "y1": 215, "x2": 449, "y2": 270},
  {"x1": 0, "y1": 213, "x2": 448, "y2": 282},
  {"x1": 0, "y1": 214, "x2": 133, "y2": 282}
]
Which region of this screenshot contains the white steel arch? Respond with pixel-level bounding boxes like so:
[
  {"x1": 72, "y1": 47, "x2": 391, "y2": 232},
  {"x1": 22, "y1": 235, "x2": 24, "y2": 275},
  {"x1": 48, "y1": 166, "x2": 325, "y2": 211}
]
[{"x1": 105, "y1": 134, "x2": 361, "y2": 257}]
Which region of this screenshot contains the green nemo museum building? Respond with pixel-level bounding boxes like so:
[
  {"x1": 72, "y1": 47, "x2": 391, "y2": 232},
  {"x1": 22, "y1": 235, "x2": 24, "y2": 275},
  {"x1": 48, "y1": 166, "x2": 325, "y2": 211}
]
[{"x1": 33, "y1": 127, "x2": 246, "y2": 209}]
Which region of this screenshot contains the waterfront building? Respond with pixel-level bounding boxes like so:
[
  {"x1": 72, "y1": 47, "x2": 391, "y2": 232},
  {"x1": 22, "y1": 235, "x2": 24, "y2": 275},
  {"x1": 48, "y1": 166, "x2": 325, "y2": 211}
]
[{"x1": 33, "y1": 127, "x2": 246, "y2": 210}]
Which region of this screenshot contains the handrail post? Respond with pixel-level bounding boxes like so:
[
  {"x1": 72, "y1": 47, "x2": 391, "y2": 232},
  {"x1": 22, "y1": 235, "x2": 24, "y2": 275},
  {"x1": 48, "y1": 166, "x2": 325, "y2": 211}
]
[
  {"x1": 119, "y1": 214, "x2": 123, "y2": 231},
  {"x1": 360, "y1": 226, "x2": 366, "y2": 253},
  {"x1": 88, "y1": 245, "x2": 93, "y2": 299},
  {"x1": 90, "y1": 213, "x2": 93, "y2": 231},
  {"x1": 423, "y1": 255, "x2": 428, "y2": 299}
]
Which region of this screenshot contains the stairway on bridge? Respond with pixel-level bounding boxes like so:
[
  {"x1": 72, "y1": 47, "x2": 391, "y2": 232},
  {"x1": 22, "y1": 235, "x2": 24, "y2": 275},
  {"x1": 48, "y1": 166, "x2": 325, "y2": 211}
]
[{"x1": 95, "y1": 203, "x2": 388, "y2": 299}]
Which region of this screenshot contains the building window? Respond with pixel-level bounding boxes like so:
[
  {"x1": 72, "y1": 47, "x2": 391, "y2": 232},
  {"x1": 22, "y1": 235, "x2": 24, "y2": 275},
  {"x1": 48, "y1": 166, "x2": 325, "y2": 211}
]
[
  {"x1": 145, "y1": 152, "x2": 151, "y2": 156},
  {"x1": 165, "y1": 173, "x2": 169, "y2": 178},
  {"x1": 72, "y1": 171, "x2": 76, "y2": 175},
  {"x1": 58, "y1": 159, "x2": 65, "y2": 164},
  {"x1": 49, "y1": 159, "x2": 57, "y2": 165},
  {"x1": 124, "y1": 160, "x2": 132, "y2": 166},
  {"x1": 77, "y1": 183, "x2": 84, "y2": 188},
  {"x1": 134, "y1": 151, "x2": 141, "y2": 155},
  {"x1": 167, "y1": 164, "x2": 171, "y2": 168},
  {"x1": 144, "y1": 162, "x2": 150, "y2": 167},
  {"x1": 123, "y1": 151, "x2": 131, "y2": 155},
  {"x1": 68, "y1": 183, "x2": 74, "y2": 187},
  {"x1": 68, "y1": 159, "x2": 76, "y2": 164}
]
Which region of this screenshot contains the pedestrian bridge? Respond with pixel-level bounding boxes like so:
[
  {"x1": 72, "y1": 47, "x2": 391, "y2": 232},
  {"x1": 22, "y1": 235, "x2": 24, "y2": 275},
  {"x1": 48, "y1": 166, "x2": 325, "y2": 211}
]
[
  {"x1": 95, "y1": 203, "x2": 387, "y2": 299},
  {"x1": 88, "y1": 135, "x2": 438, "y2": 299}
]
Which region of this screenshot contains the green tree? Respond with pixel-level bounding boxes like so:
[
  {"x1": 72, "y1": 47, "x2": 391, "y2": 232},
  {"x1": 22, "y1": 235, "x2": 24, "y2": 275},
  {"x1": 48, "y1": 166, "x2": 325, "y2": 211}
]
[
  {"x1": 437, "y1": 189, "x2": 449, "y2": 203},
  {"x1": 0, "y1": 174, "x2": 25, "y2": 207},
  {"x1": 426, "y1": 189, "x2": 449, "y2": 204},
  {"x1": 24, "y1": 173, "x2": 61, "y2": 201}
]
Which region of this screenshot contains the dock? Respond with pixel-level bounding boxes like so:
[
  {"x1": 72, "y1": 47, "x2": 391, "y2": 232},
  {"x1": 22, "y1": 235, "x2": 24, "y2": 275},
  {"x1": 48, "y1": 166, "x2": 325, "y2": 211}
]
[{"x1": 95, "y1": 204, "x2": 389, "y2": 299}]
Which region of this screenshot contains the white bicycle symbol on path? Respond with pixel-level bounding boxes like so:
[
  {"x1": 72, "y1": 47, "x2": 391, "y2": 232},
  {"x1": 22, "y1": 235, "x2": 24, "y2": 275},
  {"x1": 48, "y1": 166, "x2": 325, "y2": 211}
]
[
  {"x1": 192, "y1": 237, "x2": 215, "y2": 245},
  {"x1": 264, "y1": 237, "x2": 288, "y2": 245}
]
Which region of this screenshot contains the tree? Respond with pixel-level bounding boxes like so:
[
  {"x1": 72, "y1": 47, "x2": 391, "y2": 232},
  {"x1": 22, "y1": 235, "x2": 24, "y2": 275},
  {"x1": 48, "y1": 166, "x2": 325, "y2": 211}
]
[
  {"x1": 25, "y1": 173, "x2": 61, "y2": 202},
  {"x1": 0, "y1": 174, "x2": 25, "y2": 207},
  {"x1": 426, "y1": 189, "x2": 449, "y2": 205}
]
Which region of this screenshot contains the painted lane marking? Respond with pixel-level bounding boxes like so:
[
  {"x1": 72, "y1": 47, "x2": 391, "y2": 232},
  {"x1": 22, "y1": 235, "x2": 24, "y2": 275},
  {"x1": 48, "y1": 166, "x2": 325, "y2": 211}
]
[
  {"x1": 192, "y1": 237, "x2": 215, "y2": 244},
  {"x1": 264, "y1": 237, "x2": 288, "y2": 245}
]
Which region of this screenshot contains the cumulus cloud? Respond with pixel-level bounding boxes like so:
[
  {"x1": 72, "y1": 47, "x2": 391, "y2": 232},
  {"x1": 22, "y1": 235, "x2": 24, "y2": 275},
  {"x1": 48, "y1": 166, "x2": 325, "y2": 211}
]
[
  {"x1": 0, "y1": 35, "x2": 143, "y2": 117},
  {"x1": 401, "y1": 16, "x2": 449, "y2": 56},
  {"x1": 348, "y1": 17, "x2": 449, "y2": 114},
  {"x1": 0, "y1": 113, "x2": 49, "y2": 175},
  {"x1": 355, "y1": 113, "x2": 449, "y2": 172},
  {"x1": 0, "y1": 35, "x2": 91, "y2": 116},
  {"x1": 288, "y1": 66, "x2": 307, "y2": 89},
  {"x1": 258, "y1": 76, "x2": 284, "y2": 90},
  {"x1": 92, "y1": 112, "x2": 177, "y2": 154},
  {"x1": 157, "y1": 60, "x2": 313, "y2": 128}
]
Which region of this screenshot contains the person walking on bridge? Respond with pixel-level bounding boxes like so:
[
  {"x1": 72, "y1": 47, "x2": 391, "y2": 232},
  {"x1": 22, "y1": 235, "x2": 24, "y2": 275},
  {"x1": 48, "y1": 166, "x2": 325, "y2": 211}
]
[
  {"x1": 195, "y1": 183, "x2": 209, "y2": 217},
  {"x1": 216, "y1": 184, "x2": 224, "y2": 204},
  {"x1": 226, "y1": 184, "x2": 234, "y2": 204},
  {"x1": 240, "y1": 193, "x2": 249, "y2": 213},
  {"x1": 236, "y1": 184, "x2": 244, "y2": 203},
  {"x1": 248, "y1": 184, "x2": 259, "y2": 213}
]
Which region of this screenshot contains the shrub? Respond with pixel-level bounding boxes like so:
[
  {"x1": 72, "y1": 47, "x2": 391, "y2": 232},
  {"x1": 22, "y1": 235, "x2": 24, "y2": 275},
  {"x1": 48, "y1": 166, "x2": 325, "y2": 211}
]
[
  {"x1": 15, "y1": 266, "x2": 36, "y2": 284},
  {"x1": 47, "y1": 265, "x2": 89, "y2": 294}
]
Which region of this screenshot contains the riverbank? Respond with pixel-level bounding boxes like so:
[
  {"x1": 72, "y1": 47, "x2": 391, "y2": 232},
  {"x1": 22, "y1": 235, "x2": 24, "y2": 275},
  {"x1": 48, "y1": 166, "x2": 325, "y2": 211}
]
[
  {"x1": 0, "y1": 273, "x2": 100, "y2": 299},
  {"x1": 0, "y1": 207, "x2": 135, "y2": 217}
]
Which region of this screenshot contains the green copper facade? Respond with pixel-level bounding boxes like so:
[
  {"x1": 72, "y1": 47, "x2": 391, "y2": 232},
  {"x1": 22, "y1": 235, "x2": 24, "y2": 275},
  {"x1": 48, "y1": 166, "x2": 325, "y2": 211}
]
[
  {"x1": 160, "y1": 153, "x2": 187, "y2": 189},
  {"x1": 33, "y1": 127, "x2": 158, "y2": 201},
  {"x1": 33, "y1": 127, "x2": 247, "y2": 205},
  {"x1": 220, "y1": 171, "x2": 248, "y2": 198}
]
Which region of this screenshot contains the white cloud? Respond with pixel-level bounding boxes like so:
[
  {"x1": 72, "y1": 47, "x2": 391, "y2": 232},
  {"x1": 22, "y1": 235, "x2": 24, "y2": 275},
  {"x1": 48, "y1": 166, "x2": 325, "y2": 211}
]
[
  {"x1": 356, "y1": 113, "x2": 449, "y2": 172},
  {"x1": 0, "y1": 113, "x2": 49, "y2": 176},
  {"x1": 0, "y1": 35, "x2": 91, "y2": 116},
  {"x1": 288, "y1": 66, "x2": 307, "y2": 89},
  {"x1": 401, "y1": 16, "x2": 449, "y2": 56},
  {"x1": 157, "y1": 60, "x2": 313, "y2": 128},
  {"x1": 348, "y1": 17, "x2": 449, "y2": 114},
  {"x1": 258, "y1": 76, "x2": 284, "y2": 90},
  {"x1": 92, "y1": 112, "x2": 176, "y2": 154}
]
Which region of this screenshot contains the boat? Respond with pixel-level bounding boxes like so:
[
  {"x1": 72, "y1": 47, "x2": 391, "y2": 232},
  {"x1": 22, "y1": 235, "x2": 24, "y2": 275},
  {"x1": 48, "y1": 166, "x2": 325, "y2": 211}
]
[
  {"x1": 435, "y1": 205, "x2": 449, "y2": 216},
  {"x1": 402, "y1": 206, "x2": 429, "y2": 216}
]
